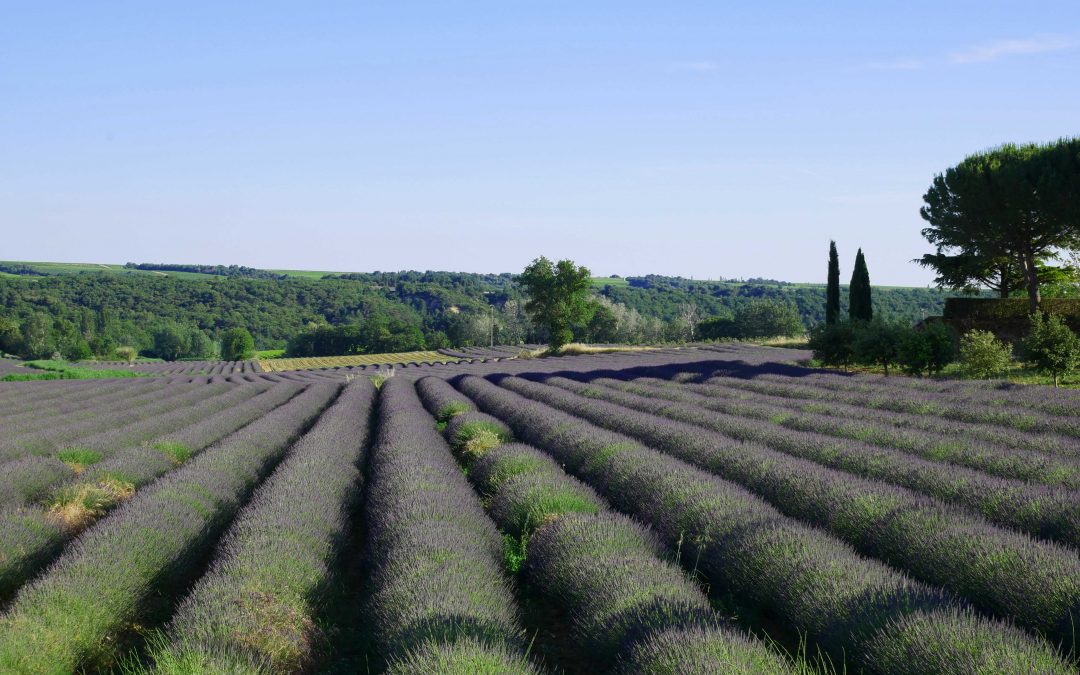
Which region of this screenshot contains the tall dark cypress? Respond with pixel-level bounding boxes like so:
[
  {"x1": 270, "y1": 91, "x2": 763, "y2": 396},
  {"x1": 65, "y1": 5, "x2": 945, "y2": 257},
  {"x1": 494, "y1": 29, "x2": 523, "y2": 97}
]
[
  {"x1": 826, "y1": 241, "x2": 840, "y2": 324},
  {"x1": 849, "y1": 248, "x2": 872, "y2": 321}
]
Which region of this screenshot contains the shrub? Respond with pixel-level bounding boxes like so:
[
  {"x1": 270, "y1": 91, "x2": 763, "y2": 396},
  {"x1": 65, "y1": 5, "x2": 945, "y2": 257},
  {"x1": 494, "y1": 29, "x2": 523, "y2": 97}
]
[
  {"x1": 219, "y1": 327, "x2": 255, "y2": 361},
  {"x1": 808, "y1": 322, "x2": 855, "y2": 369},
  {"x1": 896, "y1": 324, "x2": 955, "y2": 377},
  {"x1": 852, "y1": 321, "x2": 903, "y2": 376},
  {"x1": 1023, "y1": 312, "x2": 1080, "y2": 387},
  {"x1": 959, "y1": 330, "x2": 1013, "y2": 379}
]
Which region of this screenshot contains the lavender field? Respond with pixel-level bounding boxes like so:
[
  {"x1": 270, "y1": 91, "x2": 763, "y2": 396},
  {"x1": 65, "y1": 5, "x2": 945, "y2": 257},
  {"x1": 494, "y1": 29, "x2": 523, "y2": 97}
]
[{"x1": 0, "y1": 344, "x2": 1077, "y2": 673}]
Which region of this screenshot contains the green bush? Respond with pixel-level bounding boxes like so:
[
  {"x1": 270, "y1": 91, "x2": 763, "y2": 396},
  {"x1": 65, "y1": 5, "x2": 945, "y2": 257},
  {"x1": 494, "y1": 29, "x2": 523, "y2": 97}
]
[
  {"x1": 733, "y1": 299, "x2": 804, "y2": 338},
  {"x1": 959, "y1": 330, "x2": 1013, "y2": 379},
  {"x1": 853, "y1": 321, "x2": 904, "y2": 376},
  {"x1": 897, "y1": 322, "x2": 955, "y2": 376},
  {"x1": 219, "y1": 327, "x2": 255, "y2": 361},
  {"x1": 1023, "y1": 313, "x2": 1080, "y2": 387},
  {"x1": 808, "y1": 322, "x2": 855, "y2": 369}
]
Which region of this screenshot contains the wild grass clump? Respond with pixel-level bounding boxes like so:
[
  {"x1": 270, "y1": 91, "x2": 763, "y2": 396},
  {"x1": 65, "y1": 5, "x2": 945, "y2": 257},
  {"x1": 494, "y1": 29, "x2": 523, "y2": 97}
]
[
  {"x1": 147, "y1": 379, "x2": 377, "y2": 673},
  {"x1": 47, "y1": 476, "x2": 135, "y2": 533},
  {"x1": 369, "y1": 366, "x2": 396, "y2": 389},
  {"x1": 151, "y1": 441, "x2": 194, "y2": 464},
  {"x1": 57, "y1": 448, "x2": 103, "y2": 473},
  {"x1": 445, "y1": 412, "x2": 512, "y2": 461}
]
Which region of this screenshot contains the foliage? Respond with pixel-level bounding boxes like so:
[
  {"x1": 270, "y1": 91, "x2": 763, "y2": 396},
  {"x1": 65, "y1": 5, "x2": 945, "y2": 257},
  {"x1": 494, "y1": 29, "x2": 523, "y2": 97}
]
[
  {"x1": 699, "y1": 300, "x2": 803, "y2": 340},
  {"x1": 851, "y1": 321, "x2": 903, "y2": 376},
  {"x1": 519, "y1": 257, "x2": 594, "y2": 351},
  {"x1": 849, "y1": 249, "x2": 872, "y2": 322},
  {"x1": 826, "y1": 241, "x2": 841, "y2": 325},
  {"x1": 808, "y1": 322, "x2": 856, "y2": 369},
  {"x1": 115, "y1": 345, "x2": 137, "y2": 365},
  {"x1": 733, "y1": 299, "x2": 804, "y2": 338},
  {"x1": 959, "y1": 330, "x2": 1013, "y2": 379},
  {"x1": 944, "y1": 297, "x2": 1080, "y2": 320},
  {"x1": 920, "y1": 138, "x2": 1080, "y2": 312},
  {"x1": 896, "y1": 322, "x2": 955, "y2": 376},
  {"x1": 1022, "y1": 312, "x2": 1080, "y2": 387},
  {"x1": 285, "y1": 316, "x2": 426, "y2": 357},
  {"x1": 219, "y1": 327, "x2": 255, "y2": 361}
]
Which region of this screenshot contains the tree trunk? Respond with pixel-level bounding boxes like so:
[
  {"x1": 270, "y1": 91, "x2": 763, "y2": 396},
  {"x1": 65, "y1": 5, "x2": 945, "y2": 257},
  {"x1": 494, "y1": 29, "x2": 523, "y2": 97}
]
[
  {"x1": 1022, "y1": 248, "x2": 1041, "y2": 314},
  {"x1": 998, "y1": 263, "x2": 1010, "y2": 299}
]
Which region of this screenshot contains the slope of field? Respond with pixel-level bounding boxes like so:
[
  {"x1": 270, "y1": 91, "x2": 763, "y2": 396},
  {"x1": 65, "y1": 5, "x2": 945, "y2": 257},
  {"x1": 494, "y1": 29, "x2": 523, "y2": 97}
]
[{"x1": 0, "y1": 344, "x2": 1076, "y2": 673}]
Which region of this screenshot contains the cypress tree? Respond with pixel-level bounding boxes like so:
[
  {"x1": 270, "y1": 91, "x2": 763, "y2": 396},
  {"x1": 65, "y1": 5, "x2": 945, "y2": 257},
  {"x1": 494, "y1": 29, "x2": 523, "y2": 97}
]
[
  {"x1": 826, "y1": 241, "x2": 840, "y2": 324},
  {"x1": 849, "y1": 248, "x2": 872, "y2": 322}
]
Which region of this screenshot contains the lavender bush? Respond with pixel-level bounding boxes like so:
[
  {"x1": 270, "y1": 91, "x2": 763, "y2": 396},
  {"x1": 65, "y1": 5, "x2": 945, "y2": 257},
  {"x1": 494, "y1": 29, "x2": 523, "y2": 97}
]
[{"x1": 359, "y1": 377, "x2": 529, "y2": 670}]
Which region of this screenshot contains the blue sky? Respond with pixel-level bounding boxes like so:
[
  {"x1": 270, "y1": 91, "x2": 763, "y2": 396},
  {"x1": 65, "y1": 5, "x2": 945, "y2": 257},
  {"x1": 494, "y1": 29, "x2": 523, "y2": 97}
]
[{"x1": 2, "y1": 2, "x2": 1077, "y2": 285}]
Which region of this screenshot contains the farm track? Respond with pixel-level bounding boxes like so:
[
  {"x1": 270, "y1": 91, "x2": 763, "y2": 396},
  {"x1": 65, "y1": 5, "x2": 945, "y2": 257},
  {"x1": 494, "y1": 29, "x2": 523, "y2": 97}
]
[{"x1": 0, "y1": 345, "x2": 1076, "y2": 673}]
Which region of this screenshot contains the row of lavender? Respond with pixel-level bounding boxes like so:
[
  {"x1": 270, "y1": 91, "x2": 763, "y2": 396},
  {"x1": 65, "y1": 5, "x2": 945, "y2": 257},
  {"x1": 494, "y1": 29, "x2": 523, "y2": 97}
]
[
  {"x1": 497, "y1": 375, "x2": 1080, "y2": 642},
  {"x1": 416, "y1": 376, "x2": 801, "y2": 673},
  {"x1": 0, "y1": 379, "x2": 307, "y2": 600},
  {"x1": 0, "y1": 382, "x2": 340, "y2": 671},
  {"x1": 450, "y1": 373, "x2": 1076, "y2": 672}
]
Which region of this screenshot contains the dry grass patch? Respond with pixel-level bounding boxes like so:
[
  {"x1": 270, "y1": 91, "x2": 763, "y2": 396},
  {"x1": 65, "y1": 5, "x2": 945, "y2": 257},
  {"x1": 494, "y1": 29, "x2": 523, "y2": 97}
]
[
  {"x1": 47, "y1": 477, "x2": 135, "y2": 534},
  {"x1": 519, "y1": 343, "x2": 659, "y2": 358}
]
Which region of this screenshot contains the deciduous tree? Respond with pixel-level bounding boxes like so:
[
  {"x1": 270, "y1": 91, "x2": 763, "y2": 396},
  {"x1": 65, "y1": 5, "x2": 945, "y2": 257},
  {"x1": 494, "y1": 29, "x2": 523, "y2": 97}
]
[{"x1": 518, "y1": 257, "x2": 593, "y2": 351}]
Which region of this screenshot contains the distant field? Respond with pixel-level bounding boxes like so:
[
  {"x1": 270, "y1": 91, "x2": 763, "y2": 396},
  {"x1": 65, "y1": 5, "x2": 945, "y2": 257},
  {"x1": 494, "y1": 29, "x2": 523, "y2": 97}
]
[
  {"x1": 0, "y1": 261, "x2": 214, "y2": 280},
  {"x1": 589, "y1": 276, "x2": 629, "y2": 288},
  {"x1": 265, "y1": 268, "x2": 342, "y2": 279},
  {"x1": 258, "y1": 350, "x2": 462, "y2": 372}
]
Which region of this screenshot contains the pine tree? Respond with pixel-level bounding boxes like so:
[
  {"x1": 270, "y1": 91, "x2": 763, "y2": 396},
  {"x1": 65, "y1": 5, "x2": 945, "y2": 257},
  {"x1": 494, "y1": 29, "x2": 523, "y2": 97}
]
[
  {"x1": 826, "y1": 240, "x2": 840, "y2": 324},
  {"x1": 849, "y1": 248, "x2": 872, "y2": 322}
]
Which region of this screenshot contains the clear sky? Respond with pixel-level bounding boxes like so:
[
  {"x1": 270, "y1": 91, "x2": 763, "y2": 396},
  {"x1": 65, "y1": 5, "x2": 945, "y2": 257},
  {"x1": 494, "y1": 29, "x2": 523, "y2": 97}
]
[{"x1": 2, "y1": 2, "x2": 1077, "y2": 285}]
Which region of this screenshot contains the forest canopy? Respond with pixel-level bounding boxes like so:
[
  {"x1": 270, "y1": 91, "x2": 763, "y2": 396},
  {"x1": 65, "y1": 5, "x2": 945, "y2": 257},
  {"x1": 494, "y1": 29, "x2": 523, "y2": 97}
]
[{"x1": 0, "y1": 268, "x2": 956, "y2": 360}]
